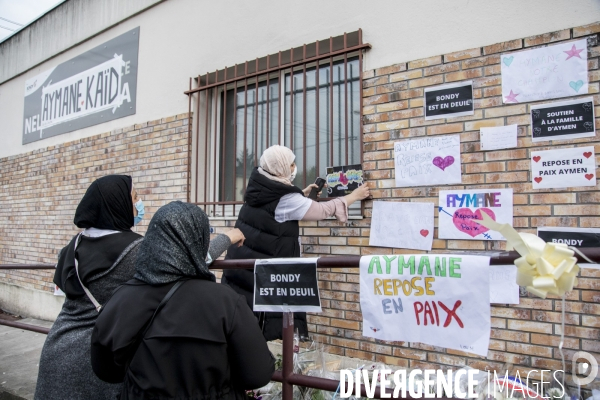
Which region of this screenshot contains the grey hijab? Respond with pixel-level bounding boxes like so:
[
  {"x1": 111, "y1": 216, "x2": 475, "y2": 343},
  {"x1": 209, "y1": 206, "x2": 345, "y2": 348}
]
[{"x1": 134, "y1": 201, "x2": 214, "y2": 284}]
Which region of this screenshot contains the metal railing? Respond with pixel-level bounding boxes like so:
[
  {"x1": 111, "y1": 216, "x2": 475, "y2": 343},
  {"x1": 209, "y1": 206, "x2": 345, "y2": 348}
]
[{"x1": 2, "y1": 248, "x2": 600, "y2": 399}]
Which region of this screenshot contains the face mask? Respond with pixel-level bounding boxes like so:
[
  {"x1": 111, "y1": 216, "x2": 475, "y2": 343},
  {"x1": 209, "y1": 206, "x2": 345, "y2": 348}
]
[
  {"x1": 134, "y1": 199, "x2": 145, "y2": 226},
  {"x1": 289, "y1": 167, "x2": 297, "y2": 182}
]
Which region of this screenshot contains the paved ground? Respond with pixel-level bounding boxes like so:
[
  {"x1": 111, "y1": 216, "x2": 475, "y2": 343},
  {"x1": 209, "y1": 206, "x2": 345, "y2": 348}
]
[{"x1": 0, "y1": 318, "x2": 53, "y2": 400}]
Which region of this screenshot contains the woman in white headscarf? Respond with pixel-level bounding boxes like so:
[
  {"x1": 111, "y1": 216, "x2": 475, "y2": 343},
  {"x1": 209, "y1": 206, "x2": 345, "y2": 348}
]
[{"x1": 222, "y1": 145, "x2": 369, "y2": 341}]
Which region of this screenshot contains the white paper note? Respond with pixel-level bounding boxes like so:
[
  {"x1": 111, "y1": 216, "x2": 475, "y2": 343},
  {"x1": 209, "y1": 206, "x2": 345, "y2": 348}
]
[
  {"x1": 480, "y1": 125, "x2": 518, "y2": 151},
  {"x1": 531, "y1": 146, "x2": 596, "y2": 189},
  {"x1": 369, "y1": 201, "x2": 434, "y2": 251},
  {"x1": 490, "y1": 266, "x2": 519, "y2": 304}
]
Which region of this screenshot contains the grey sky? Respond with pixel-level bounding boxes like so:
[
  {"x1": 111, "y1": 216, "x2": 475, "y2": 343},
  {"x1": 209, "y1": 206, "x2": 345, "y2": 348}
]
[{"x1": 0, "y1": 0, "x2": 64, "y2": 42}]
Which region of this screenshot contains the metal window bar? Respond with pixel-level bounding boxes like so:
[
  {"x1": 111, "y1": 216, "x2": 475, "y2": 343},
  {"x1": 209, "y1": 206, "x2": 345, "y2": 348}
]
[
  {"x1": 186, "y1": 30, "x2": 371, "y2": 218},
  {"x1": 3, "y1": 247, "x2": 600, "y2": 399}
]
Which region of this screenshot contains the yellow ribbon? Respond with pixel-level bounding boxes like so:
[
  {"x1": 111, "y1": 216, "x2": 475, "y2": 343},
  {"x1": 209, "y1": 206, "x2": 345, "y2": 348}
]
[{"x1": 476, "y1": 213, "x2": 579, "y2": 299}]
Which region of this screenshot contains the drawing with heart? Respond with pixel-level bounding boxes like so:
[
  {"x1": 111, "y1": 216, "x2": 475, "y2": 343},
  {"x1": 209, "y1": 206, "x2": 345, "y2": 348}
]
[
  {"x1": 452, "y1": 208, "x2": 496, "y2": 238},
  {"x1": 419, "y1": 229, "x2": 429, "y2": 237},
  {"x1": 533, "y1": 156, "x2": 541, "y2": 162},
  {"x1": 503, "y1": 56, "x2": 514, "y2": 67},
  {"x1": 584, "y1": 152, "x2": 592, "y2": 158},
  {"x1": 534, "y1": 177, "x2": 543, "y2": 183},
  {"x1": 585, "y1": 174, "x2": 594, "y2": 180},
  {"x1": 569, "y1": 80, "x2": 584, "y2": 92},
  {"x1": 432, "y1": 155, "x2": 454, "y2": 171}
]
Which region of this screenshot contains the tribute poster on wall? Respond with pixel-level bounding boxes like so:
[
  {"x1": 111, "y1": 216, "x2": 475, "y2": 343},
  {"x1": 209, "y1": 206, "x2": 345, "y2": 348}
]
[
  {"x1": 530, "y1": 97, "x2": 596, "y2": 142},
  {"x1": 501, "y1": 38, "x2": 588, "y2": 104},
  {"x1": 369, "y1": 201, "x2": 434, "y2": 251},
  {"x1": 531, "y1": 146, "x2": 596, "y2": 189},
  {"x1": 438, "y1": 188, "x2": 513, "y2": 241},
  {"x1": 325, "y1": 164, "x2": 363, "y2": 197},
  {"x1": 424, "y1": 81, "x2": 474, "y2": 120},
  {"x1": 394, "y1": 134, "x2": 461, "y2": 187},
  {"x1": 360, "y1": 254, "x2": 491, "y2": 356},
  {"x1": 537, "y1": 227, "x2": 600, "y2": 269},
  {"x1": 22, "y1": 27, "x2": 140, "y2": 144}
]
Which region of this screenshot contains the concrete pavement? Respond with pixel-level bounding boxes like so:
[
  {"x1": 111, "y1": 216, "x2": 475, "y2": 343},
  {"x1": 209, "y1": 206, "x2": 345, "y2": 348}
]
[{"x1": 0, "y1": 319, "x2": 53, "y2": 400}]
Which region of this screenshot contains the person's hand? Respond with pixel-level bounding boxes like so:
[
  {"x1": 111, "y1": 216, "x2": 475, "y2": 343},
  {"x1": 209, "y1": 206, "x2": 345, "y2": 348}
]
[
  {"x1": 302, "y1": 184, "x2": 317, "y2": 197},
  {"x1": 344, "y1": 183, "x2": 371, "y2": 206},
  {"x1": 302, "y1": 183, "x2": 327, "y2": 198},
  {"x1": 225, "y1": 228, "x2": 245, "y2": 247}
]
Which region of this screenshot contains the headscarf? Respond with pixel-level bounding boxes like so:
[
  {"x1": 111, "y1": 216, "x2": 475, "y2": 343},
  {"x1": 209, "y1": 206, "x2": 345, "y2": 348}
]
[
  {"x1": 134, "y1": 201, "x2": 213, "y2": 284},
  {"x1": 257, "y1": 145, "x2": 296, "y2": 186},
  {"x1": 74, "y1": 175, "x2": 134, "y2": 231}
]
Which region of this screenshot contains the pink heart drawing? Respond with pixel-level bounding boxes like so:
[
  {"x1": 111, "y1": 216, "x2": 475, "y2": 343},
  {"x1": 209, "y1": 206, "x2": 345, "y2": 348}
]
[
  {"x1": 420, "y1": 229, "x2": 429, "y2": 237},
  {"x1": 432, "y1": 156, "x2": 454, "y2": 171},
  {"x1": 585, "y1": 174, "x2": 594, "y2": 180},
  {"x1": 452, "y1": 208, "x2": 496, "y2": 238}
]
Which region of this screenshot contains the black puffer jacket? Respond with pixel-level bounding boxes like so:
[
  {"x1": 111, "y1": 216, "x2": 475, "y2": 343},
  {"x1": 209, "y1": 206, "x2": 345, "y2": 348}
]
[{"x1": 222, "y1": 168, "x2": 309, "y2": 341}]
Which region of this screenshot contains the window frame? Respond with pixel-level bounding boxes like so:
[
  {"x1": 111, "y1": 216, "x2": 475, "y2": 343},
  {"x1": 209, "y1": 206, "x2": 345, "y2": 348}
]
[{"x1": 185, "y1": 30, "x2": 370, "y2": 219}]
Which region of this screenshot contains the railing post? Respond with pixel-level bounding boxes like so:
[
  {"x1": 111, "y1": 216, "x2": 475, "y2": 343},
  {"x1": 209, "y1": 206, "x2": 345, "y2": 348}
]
[{"x1": 282, "y1": 310, "x2": 294, "y2": 400}]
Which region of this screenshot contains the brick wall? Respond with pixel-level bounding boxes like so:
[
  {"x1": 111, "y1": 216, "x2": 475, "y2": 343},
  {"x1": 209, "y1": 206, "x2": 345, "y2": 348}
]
[
  {"x1": 0, "y1": 113, "x2": 190, "y2": 291},
  {"x1": 298, "y1": 22, "x2": 600, "y2": 386},
  {"x1": 1, "y1": 21, "x2": 600, "y2": 390}
]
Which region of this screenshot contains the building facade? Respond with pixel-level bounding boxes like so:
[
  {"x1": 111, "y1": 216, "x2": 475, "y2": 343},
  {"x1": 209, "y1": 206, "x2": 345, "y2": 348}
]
[{"x1": 1, "y1": 0, "x2": 599, "y2": 387}]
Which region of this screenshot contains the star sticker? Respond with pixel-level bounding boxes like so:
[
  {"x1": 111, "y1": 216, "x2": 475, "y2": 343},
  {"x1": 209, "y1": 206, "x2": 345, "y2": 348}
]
[
  {"x1": 504, "y1": 90, "x2": 519, "y2": 103},
  {"x1": 564, "y1": 44, "x2": 584, "y2": 60}
]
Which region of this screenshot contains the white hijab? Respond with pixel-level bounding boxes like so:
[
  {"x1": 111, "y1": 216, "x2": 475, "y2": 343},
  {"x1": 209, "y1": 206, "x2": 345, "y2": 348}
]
[{"x1": 258, "y1": 145, "x2": 296, "y2": 186}]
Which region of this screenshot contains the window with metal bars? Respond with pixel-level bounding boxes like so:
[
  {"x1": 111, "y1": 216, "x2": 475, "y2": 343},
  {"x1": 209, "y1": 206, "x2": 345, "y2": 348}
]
[{"x1": 186, "y1": 30, "x2": 370, "y2": 218}]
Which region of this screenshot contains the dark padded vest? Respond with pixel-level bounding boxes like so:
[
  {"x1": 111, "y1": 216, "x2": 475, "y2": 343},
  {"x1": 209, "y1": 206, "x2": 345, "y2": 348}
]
[
  {"x1": 222, "y1": 168, "x2": 309, "y2": 341},
  {"x1": 226, "y1": 167, "x2": 304, "y2": 261}
]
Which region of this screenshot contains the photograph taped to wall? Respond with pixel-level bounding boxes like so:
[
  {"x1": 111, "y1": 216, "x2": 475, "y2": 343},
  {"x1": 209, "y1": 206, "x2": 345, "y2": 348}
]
[
  {"x1": 531, "y1": 146, "x2": 596, "y2": 189},
  {"x1": 22, "y1": 27, "x2": 140, "y2": 144},
  {"x1": 530, "y1": 97, "x2": 595, "y2": 142},
  {"x1": 369, "y1": 201, "x2": 434, "y2": 251},
  {"x1": 438, "y1": 188, "x2": 513, "y2": 241},
  {"x1": 394, "y1": 134, "x2": 461, "y2": 187},
  {"x1": 501, "y1": 38, "x2": 588, "y2": 104}
]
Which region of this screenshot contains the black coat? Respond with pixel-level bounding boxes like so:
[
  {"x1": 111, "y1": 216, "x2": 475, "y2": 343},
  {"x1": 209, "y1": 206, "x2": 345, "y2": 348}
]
[
  {"x1": 222, "y1": 168, "x2": 309, "y2": 341},
  {"x1": 91, "y1": 278, "x2": 275, "y2": 400}
]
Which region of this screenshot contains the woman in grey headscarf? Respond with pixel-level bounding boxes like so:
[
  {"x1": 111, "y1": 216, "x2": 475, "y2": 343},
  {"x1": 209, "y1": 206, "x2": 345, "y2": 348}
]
[{"x1": 91, "y1": 201, "x2": 273, "y2": 400}]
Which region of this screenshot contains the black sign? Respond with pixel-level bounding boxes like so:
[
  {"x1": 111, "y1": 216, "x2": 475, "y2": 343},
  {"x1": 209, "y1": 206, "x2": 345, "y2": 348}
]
[
  {"x1": 424, "y1": 81, "x2": 474, "y2": 120},
  {"x1": 22, "y1": 27, "x2": 139, "y2": 144},
  {"x1": 254, "y1": 260, "x2": 321, "y2": 312},
  {"x1": 531, "y1": 97, "x2": 595, "y2": 142},
  {"x1": 325, "y1": 164, "x2": 363, "y2": 197},
  {"x1": 538, "y1": 228, "x2": 600, "y2": 248}
]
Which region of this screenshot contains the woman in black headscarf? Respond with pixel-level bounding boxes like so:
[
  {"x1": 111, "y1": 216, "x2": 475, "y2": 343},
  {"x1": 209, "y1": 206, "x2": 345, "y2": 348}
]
[
  {"x1": 35, "y1": 175, "x2": 145, "y2": 400},
  {"x1": 91, "y1": 201, "x2": 274, "y2": 400}
]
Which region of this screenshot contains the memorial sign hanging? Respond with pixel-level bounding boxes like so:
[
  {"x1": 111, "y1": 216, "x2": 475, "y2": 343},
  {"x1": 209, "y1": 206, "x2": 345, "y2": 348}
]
[
  {"x1": 253, "y1": 258, "x2": 322, "y2": 312},
  {"x1": 326, "y1": 164, "x2": 364, "y2": 197},
  {"x1": 360, "y1": 254, "x2": 491, "y2": 356},
  {"x1": 531, "y1": 146, "x2": 596, "y2": 189},
  {"x1": 22, "y1": 27, "x2": 140, "y2": 144},
  {"x1": 530, "y1": 97, "x2": 595, "y2": 142},
  {"x1": 424, "y1": 81, "x2": 474, "y2": 120}
]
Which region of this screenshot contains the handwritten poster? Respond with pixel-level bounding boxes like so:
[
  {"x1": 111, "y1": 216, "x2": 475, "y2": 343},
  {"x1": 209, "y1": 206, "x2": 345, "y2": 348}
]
[
  {"x1": 501, "y1": 38, "x2": 588, "y2": 103},
  {"x1": 394, "y1": 134, "x2": 461, "y2": 187},
  {"x1": 424, "y1": 81, "x2": 474, "y2": 120},
  {"x1": 530, "y1": 97, "x2": 596, "y2": 142},
  {"x1": 438, "y1": 188, "x2": 513, "y2": 240},
  {"x1": 531, "y1": 146, "x2": 596, "y2": 189},
  {"x1": 369, "y1": 201, "x2": 434, "y2": 251},
  {"x1": 480, "y1": 125, "x2": 518, "y2": 151},
  {"x1": 490, "y1": 266, "x2": 519, "y2": 304},
  {"x1": 360, "y1": 254, "x2": 491, "y2": 356},
  {"x1": 326, "y1": 164, "x2": 363, "y2": 197}
]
